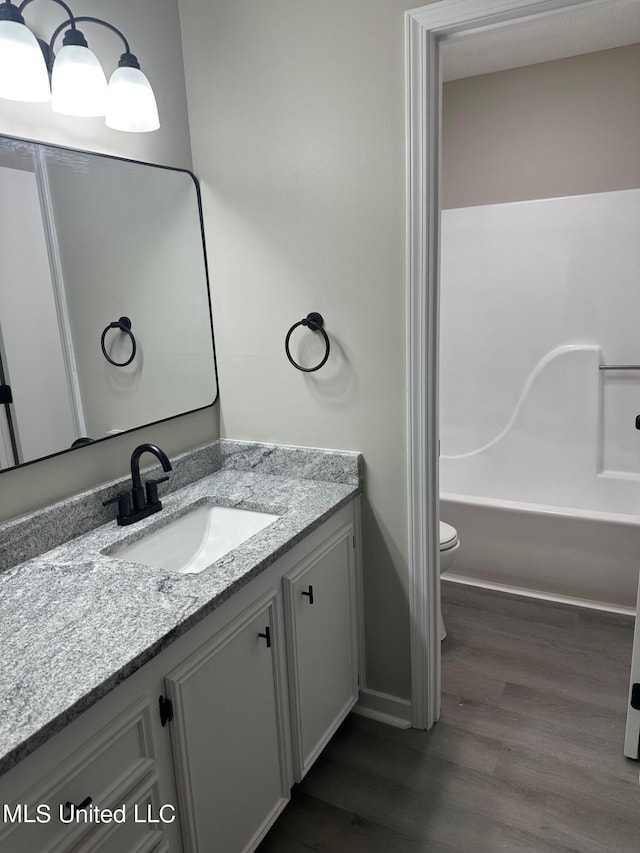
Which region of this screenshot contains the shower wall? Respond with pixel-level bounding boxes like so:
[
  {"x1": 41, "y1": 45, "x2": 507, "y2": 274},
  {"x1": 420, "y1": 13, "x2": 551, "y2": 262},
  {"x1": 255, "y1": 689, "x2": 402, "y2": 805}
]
[{"x1": 441, "y1": 188, "x2": 640, "y2": 491}]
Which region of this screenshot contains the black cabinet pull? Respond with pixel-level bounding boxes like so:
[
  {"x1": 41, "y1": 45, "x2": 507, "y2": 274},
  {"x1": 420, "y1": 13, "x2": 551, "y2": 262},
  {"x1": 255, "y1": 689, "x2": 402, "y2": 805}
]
[
  {"x1": 258, "y1": 626, "x2": 271, "y2": 648},
  {"x1": 63, "y1": 797, "x2": 92, "y2": 819},
  {"x1": 301, "y1": 585, "x2": 314, "y2": 605},
  {"x1": 159, "y1": 695, "x2": 174, "y2": 727}
]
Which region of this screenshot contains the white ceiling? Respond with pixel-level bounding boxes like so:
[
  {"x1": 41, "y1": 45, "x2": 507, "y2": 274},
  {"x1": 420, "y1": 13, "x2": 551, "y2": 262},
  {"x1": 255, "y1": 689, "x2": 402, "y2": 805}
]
[{"x1": 441, "y1": 0, "x2": 640, "y2": 82}]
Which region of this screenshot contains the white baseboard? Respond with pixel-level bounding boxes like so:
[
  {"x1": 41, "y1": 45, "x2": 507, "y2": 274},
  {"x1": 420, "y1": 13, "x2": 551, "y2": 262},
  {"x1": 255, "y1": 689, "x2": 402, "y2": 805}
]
[
  {"x1": 443, "y1": 573, "x2": 636, "y2": 617},
  {"x1": 352, "y1": 688, "x2": 412, "y2": 729}
]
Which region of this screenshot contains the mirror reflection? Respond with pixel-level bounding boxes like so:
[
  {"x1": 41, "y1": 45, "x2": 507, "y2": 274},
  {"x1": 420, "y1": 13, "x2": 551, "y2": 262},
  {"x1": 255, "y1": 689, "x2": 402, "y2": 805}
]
[{"x1": 0, "y1": 135, "x2": 218, "y2": 472}]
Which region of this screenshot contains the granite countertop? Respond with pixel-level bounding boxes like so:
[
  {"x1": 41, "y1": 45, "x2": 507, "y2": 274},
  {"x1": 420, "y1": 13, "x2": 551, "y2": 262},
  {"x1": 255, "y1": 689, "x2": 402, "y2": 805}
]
[{"x1": 0, "y1": 441, "x2": 361, "y2": 777}]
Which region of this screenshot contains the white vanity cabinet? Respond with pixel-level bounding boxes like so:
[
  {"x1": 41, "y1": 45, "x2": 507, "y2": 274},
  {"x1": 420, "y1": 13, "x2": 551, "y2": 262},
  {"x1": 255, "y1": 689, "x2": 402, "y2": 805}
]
[
  {"x1": 0, "y1": 499, "x2": 361, "y2": 853},
  {"x1": 165, "y1": 591, "x2": 291, "y2": 853},
  {"x1": 283, "y1": 521, "x2": 359, "y2": 780},
  {"x1": 162, "y1": 500, "x2": 360, "y2": 852}
]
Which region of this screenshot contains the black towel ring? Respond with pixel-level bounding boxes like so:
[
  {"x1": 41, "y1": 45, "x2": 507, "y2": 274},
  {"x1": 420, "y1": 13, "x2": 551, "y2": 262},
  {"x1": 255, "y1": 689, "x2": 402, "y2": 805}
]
[
  {"x1": 285, "y1": 312, "x2": 330, "y2": 373},
  {"x1": 100, "y1": 316, "x2": 137, "y2": 367}
]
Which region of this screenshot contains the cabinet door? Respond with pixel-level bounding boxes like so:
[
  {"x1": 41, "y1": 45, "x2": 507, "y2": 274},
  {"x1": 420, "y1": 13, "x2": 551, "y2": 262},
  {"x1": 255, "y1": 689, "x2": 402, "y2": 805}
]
[
  {"x1": 284, "y1": 523, "x2": 359, "y2": 779},
  {"x1": 165, "y1": 591, "x2": 289, "y2": 853}
]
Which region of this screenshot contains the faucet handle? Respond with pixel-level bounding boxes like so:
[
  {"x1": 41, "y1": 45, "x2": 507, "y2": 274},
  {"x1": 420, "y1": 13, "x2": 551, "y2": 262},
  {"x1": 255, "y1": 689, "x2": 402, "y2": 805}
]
[
  {"x1": 103, "y1": 492, "x2": 132, "y2": 521},
  {"x1": 145, "y1": 476, "x2": 170, "y2": 507}
]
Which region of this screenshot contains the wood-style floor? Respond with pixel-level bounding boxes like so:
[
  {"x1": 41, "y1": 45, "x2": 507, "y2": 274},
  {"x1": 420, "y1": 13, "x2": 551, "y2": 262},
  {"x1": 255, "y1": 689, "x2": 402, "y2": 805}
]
[{"x1": 258, "y1": 581, "x2": 639, "y2": 852}]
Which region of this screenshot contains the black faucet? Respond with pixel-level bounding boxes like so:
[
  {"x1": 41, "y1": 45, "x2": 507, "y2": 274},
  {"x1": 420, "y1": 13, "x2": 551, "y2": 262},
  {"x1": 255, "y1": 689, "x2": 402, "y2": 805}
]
[{"x1": 103, "y1": 443, "x2": 173, "y2": 526}]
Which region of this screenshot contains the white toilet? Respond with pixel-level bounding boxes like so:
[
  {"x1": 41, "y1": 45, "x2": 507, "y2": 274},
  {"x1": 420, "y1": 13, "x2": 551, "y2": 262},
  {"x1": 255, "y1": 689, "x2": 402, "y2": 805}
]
[{"x1": 439, "y1": 521, "x2": 460, "y2": 640}]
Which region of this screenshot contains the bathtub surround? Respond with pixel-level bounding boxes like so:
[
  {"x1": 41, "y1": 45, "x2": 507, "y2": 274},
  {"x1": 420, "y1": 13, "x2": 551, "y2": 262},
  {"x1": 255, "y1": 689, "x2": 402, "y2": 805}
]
[
  {"x1": 440, "y1": 190, "x2": 640, "y2": 473},
  {"x1": 439, "y1": 189, "x2": 640, "y2": 607}
]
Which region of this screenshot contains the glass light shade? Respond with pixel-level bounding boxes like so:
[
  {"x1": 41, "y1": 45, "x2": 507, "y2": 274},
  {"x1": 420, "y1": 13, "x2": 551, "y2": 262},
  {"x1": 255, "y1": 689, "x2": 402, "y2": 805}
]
[
  {"x1": 0, "y1": 20, "x2": 51, "y2": 102},
  {"x1": 105, "y1": 66, "x2": 160, "y2": 133},
  {"x1": 51, "y1": 45, "x2": 108, "y2": 117}
]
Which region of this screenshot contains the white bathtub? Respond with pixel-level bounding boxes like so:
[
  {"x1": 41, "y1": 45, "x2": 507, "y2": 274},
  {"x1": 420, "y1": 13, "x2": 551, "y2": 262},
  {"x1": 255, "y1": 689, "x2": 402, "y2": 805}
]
[{"x1": 440, "y1": 492, "x2": 640, "y2": 609}]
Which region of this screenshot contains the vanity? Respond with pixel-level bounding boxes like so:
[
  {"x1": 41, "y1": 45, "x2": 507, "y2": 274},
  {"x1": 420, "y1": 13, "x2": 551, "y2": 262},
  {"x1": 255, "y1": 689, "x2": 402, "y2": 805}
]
[
  {"x1": 0, "y1": 129, "x2": 363, "y2": 852},
  {"x1": 0, "y1": 440, "x2": 363, "y2": 853}
]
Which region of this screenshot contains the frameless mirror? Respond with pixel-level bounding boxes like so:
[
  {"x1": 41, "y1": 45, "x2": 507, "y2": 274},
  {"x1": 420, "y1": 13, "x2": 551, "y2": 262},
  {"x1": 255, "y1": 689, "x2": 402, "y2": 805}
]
[{"x1": 0, "y1": 135, "x2": 218, "y2": 472}]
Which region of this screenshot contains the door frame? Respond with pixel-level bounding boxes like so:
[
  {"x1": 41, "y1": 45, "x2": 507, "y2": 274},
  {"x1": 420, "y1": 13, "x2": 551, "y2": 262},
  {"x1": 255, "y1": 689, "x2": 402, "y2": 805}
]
[{"x1": 405, "y1": 0, "x2": 626, "y2": 728}]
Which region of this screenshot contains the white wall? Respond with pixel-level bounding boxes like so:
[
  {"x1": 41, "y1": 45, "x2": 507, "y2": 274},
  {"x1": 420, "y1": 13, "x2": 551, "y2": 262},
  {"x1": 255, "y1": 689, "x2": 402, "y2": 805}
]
[
  {"x1": 442, "y1": 44, "x2": 640, "y2": 209},
  {"x1": 0, "y1": 0, "x2": 219, "y2": 523},
  {"x1": 178, "y1": 0, "x2": 426, "y2": 699}
]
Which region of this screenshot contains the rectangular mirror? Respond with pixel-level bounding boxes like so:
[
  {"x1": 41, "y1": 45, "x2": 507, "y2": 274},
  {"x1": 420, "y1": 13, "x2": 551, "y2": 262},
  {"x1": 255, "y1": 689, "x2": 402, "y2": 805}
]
[{"x1": 0, "y1": 135, "x2": 218, "y2": 472}]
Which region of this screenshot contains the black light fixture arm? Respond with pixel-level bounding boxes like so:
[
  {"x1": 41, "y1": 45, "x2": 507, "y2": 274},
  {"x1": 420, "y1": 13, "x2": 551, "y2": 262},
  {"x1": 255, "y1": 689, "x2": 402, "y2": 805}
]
[
  {"x1": 18, "y1": 0, "x2": 77, "y2": 25},
  {"x1": 3, "y1": 1, "x2": 138, "y2": 71},
  {"x1": 1, "y1": 0, "x2": 157, "y2": 132},
  {"x1": 49, "y1": 15, "x2": 133, "y2": 60}
]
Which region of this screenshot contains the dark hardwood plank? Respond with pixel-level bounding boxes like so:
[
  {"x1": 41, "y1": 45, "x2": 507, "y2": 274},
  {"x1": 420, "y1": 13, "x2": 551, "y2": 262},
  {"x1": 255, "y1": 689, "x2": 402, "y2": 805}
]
[
  {"x1": 295, "y1": 755, "x2": 548, "y2": 850},
  {"x1": 540, "y1": 795, "x2": 640, "y2": 853},
  {"x1": 341, "y1": 712, "x2": 501, "y2": 776},
  {"x1": 494, "y1": 744, "x2": 640, "y2": 822},
  {"x1": 257, "y1": 789, "x2": 427, "y2": 853},
  {"x1": 441, "y1": 652, "x2": 508, "y2": 704},
  {"x1": 441, "y1": 582, "x2": 580, "y2": 629},
  {"x1": 440, "y1": 690, "x2": 635, "y2": 785}
]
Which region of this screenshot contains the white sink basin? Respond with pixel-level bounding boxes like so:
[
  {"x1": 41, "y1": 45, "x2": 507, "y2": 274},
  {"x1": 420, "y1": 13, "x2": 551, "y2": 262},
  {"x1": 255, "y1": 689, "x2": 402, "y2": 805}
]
[{"x1": 113, "y1": 504, "x2": 279, "y2": 574}]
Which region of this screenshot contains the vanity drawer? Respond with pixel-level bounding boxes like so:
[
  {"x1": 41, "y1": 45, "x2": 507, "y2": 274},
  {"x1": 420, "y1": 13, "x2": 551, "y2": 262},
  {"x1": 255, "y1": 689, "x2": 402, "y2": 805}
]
[
  {"x1": 0, "y1": 698, "x2": 156, "y2": 853},
  {"x1": 65, "y1": 774, "x2": 166, "y2": 853}
]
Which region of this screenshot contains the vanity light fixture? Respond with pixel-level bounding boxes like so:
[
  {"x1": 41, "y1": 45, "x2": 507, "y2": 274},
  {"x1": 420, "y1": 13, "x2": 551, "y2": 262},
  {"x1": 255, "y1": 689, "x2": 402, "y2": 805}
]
[{"x1": 0, "y1": 0, "x2": 159, "y2": 132}]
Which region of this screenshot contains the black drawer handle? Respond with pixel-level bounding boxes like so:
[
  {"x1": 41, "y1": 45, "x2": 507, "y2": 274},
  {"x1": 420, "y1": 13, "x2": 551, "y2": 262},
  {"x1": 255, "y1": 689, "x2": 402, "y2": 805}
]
[
  {"x1": 63, "y1": 796, "x2": 92, "y2": 819},
  {"x1": 258, "y1": 626, "x2": 271, "y2": 648},
  {"x1": 301, "y1": 585, "x2": 314, "y2": 605}
]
